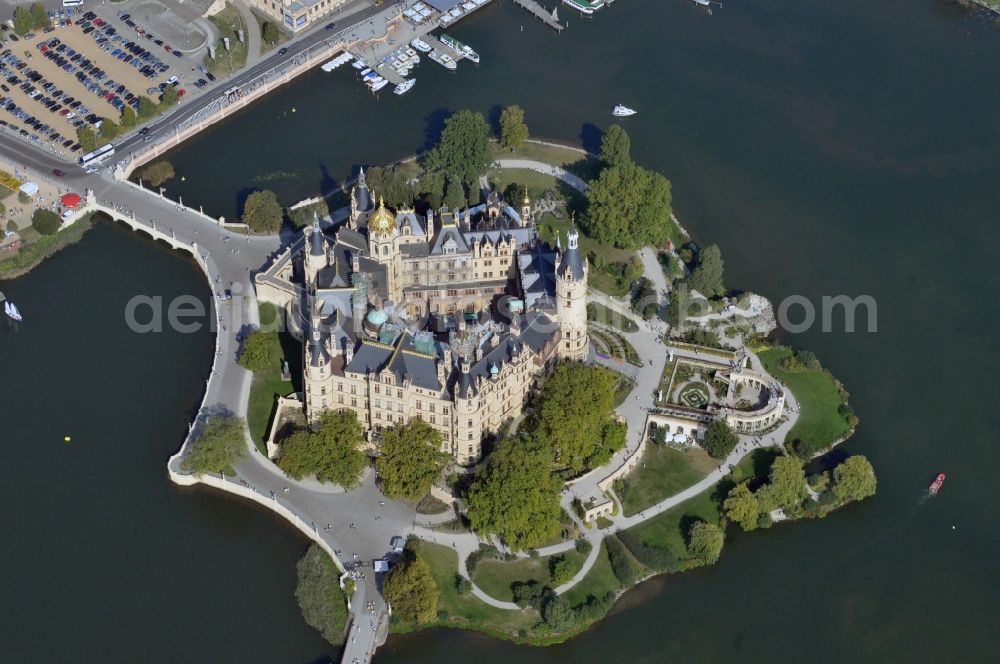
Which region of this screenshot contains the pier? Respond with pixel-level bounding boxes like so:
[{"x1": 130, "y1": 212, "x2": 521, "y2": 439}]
[
  {"x1": 512, "y1": 0, "x2": 565, "y2": 31},
  {"x1": 421, "y1": 33, "x2": 466, "y2": 60}
]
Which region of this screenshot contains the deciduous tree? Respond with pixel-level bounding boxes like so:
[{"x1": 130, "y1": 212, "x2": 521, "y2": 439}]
[
  {"x1": 758, "y1": 454, "x2": 807, "y2": 511},
  {"x1": 278, "y1": 411, "x2": 367, "y2": 488},
  {"x1": 120, "y1": 106, "x2": 137, "y2": 129},
  {"x1": 689, "y1": 244, "x2": 725, "y2": 297},
  {"x1": 238, "y1": 329, "x2": 279, "y2": 372},
  {"x1": 466, "y1": 436, "x2": 562, "y2": 550},
  {"x1": 29, "y1": 3, "x2": 50, "y2": 29},
  {"x1": 600, "y1": 124, "x2": 631, "y2": 168},
  {"x1": 423, "y1": 109, "x2": 492, "y2": 185},
  {"x1": 13, "y1": 7, "x2": 33, "y2": 35},
  {"x1": 137, "y1": 96, "x2": 159, "y2": 120},
  {"x1": 31, "y1": 209, "x2": 61, "y2": 235},
  {"x1": 702, "y1": 420, "x2": 739, "y2": 460},
  {"x1": 532, "y1": 363, "x2": 621, "y2": 471},
  {"x1": 443, "y1": 175, "x2": 466, "y2": 209},
  {"x1": 384, "y1": 556, "x2": 438, "y2": 624},
  {"x1": 242, "y1": 189, "x2": 283, "y2": 233},
  {"x1": 686, "y1": 521, "x2": 724, "y2": 564},
  {"x1": 498, "y1": 104, "x2": 528, "y2": 151},
  {"x1": 182, "y1": 416, "x2": 247, "y2": 475},
  {"x1": 261, "y1": 21, "x2": 281, "y2": 45},
  {"x1": 376, "y1": 418, "x2": 448, "y2": 500},
  {"x1": 832, "y1": 454, "x2": 877, "y2": 502},
  {"x1": 582, "y1": 161, "x2": 673, "y2": 249},
  {"x1": 724, "y1": 482, "x2": 761, "y2": 531}
]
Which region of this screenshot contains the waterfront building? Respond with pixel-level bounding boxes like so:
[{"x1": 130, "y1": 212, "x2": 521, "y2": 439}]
[
  {"x1": 258, "y1": 172, "x2": 589, "y2": 465},
  {"x1": 251, "y1": 0, "x2": 349, "y2": 33}
]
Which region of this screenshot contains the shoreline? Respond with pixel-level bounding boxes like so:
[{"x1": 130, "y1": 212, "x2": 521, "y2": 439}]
[{"x1": 0, "y1": 215, "x2": 95, "y2": 280}]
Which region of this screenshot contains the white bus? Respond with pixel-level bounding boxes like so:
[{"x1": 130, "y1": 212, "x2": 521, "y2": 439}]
[
  {"x1": 78, "y1": 143, "x2": 115, "y2": 167},
  {"x1": 62, "y1": 0, "x2": 83, "y2": 7}
]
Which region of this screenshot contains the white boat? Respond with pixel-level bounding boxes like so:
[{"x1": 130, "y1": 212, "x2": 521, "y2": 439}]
[
  {"x1": 411, "y1": 38, "x2": 432, "y2": 53},
  {"x1": 440, "y1": 34, "x2": 480, "y2": 63},
  {"x1": 371, "y1": 79, "x2": 389, "y2": 92},
  {"x1": 562, "y1": 0, "x2": 604, "y2": 14},
  {"x1": 393, "y1": 79, "x2": 416, "y2": 95},
  {"x1": 428, "y1": 50, "x2": 457, "y2": 70},
  {"x1": 612, "y1": 104, "x2": 637, "y2": 117},
  {"x1": 4, "y1": 299, "x2": 22, "y2": 322}
]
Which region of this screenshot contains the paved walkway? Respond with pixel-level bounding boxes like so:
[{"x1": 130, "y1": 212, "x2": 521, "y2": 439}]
[
  {"x1": 495, "y1": 158, "x2": 589, "y2": 194},
  {"x1": 233, "y1": 1, "x2": 264, "y2": 67}
]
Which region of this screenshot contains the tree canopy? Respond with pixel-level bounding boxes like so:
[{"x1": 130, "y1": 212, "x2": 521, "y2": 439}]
[
  {"x1": 498, "y1": 104, "x2": 529, "y2": 151},
  {"x1": 384, "y1": 555, "x2": 438, "y2": 624},
  {"x1": 137, "y1": 96, "x2": 159, "y2": 121},
  {"x1": 423, "y1": 109, "x2": 493, "y2": 185},
  {"x1": 13, "y1": 7, "x2": 32, "y2": 35},
  {"x1": 724, "y1": 482, "x2": 761, "y2": 531},
  {"x1": 31, "y1": 209, "x2": 61, "y2": 236},
  {"x1": 443, "y1": 175, "x2": 466, "y2": 209},
  {"x1": 375, "y1": 418, "x2": 449, "y2": 500},
  {"x1": 600, "y1": 125, "x2": 631, "y2": 168},
  {"x1": 261, "y1": 21, "x2": 281, "y2": 45},
  {"x1": 686, "y1": 521, "x2": 724, "y2": 564},
  {"x1": 365, "y1": 165, "x2": 415, "y2": 208},
  {"x1": 466, "y1": 436, "x2": 562, "y2": 550},
  {"x1": 242, "y1": 189, "x2": 283, "y2": 233},
  {"x1": 140, "y1": 160, "x2": 175, "y2": 187},
  {"x1": 278, "y1": 410, "x2": 367, "y2": 488},
  {"x1": 29, "y1": 3, "x2": 50, "y2": 29},
  {"x1": 76, "y1": 126, "x2": 97, "y2": 153},
  {"x1": 832, "y1": 455, "x2": 877, "y2": 502},
  {"x1": 758, "y1": 454, "x2": 807, "y2": 511},
  {"x1": 582, "y1": 160, "x2": 674, "y2": 249},
  {"x1": 689, "y1": 244, "x2": 726, "y2": 297},
  {"x1": 238, "y1": 329, "x2": 279, "y2": 373},
  {"x1": 182, "y1": 416, "x2": 247, "y2": 475},
  {"x1": 532, "y1": 363, "x2": 623, "y2": 472},
  {"x1": 294, "y1": 544, "x2": 348, "y2": 645},
  {"x1": 702, "y1": 420, "x2": 739, "y2": 460}
]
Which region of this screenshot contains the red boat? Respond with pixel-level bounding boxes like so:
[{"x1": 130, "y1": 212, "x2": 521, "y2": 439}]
[{"x1": 928, "y1": 473, "x2": 946, "y2": 494}]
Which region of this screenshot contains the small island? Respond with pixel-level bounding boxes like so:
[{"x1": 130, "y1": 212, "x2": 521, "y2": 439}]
[{"x1": 172, "y1": 108, "x2": 875, "y2": 659}]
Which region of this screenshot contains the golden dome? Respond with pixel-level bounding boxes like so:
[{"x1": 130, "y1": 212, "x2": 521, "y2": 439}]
[{"x1": 369, "y1": 197, "x2": 395, "y2": 237}]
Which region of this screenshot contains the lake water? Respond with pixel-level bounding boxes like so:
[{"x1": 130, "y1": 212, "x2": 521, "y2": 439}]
[{"x1": 3, "y1": 0, "x2": 999, "y2": 661}]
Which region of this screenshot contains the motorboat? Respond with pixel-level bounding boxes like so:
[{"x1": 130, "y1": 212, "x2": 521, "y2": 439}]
[
  {"x1": 393, "y1": 79, "x2": 416, "y2": 95},
  {"x1": 428, "y1": 50, "x2": 457, "y2": 70},
  {"x1": 440, "y1": 33, "x2": 480, "y2": 63},
  {"x1": 928, "y1": 473, "x2": 946, "y2": 495},
  {"x1": 612, "y1": 105, "x2": 637, "y2": 117},
  {"x1": 410, "y1": 38, "x2": 432, "y2": 53},
  {"x1": 4, "y1": 299, "x2": 22, "y2": 322}
]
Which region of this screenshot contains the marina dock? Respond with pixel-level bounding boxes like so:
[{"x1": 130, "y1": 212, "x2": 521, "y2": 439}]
[
  {"x1": 422, "y1": 33, "x2": 465, "y2": 61},
  {"x1": 512, "y1": 0, "x2": 565, "y2": 31}
]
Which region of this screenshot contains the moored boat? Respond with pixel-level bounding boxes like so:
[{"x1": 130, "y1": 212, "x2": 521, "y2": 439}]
[
  {"x1": 562, "y1": 0, "x2": 604, "y2": 15},
  {"x1": 428, "y1": 50, "x2": 457, "y2": 70},
  {"x1": 371, "y1": 79, "x2": 389, "y2": 92},
  {"x1": 440, "y1": 33, "x2": 480, "y2": 63},
  {"x1": 393, "y1": 79, "x2": 416, "y2": 95},
  {"x1": 4, "y1": 299, "x2": 22, "y2": 322},
  {"x1": 411, "y1": 38, "x2": 432, "y2": 53},
  {"x1": 928, "y1": 473, "x2": 946, "y2": 494}
]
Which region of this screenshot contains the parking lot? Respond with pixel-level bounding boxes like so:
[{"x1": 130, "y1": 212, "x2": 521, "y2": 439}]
[{"x1": 0, "y1": 5, "x2": 215, "y2": 155}]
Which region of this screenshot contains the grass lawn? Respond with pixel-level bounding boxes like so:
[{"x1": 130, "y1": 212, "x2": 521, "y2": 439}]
[
  {"x1": 245, "y1": 303, "x2": 300, "y2": 453},
  {"x1": 204, "y1": 4, "x2": 249, "y2": 77},
  {"x1": 758, "y1": 346, "x2": 852, "y2": 448},
  {"x1": 472, "y1": 550, "x2": 586, "y2": 602},
  {"x1": 559, "y1": 541, "x2": 624, "y2": 606},
  {"x1": 587, "y1": 301, "x2": 639, "y2": 332},
  {"x1": 486, "y1": 168, "x2": 584, "y2": 208},
  {"x1": 251, "y1": 8, "x2": 289, "y2": 54},
  {"x1": 614, "y1": 444, "x2": 717, "y2": 516},
  {"x1": 0, "y1": 183, "x2": 14, "y2": 204},
  {"x1": 490, "y1": 139, "x2": 602, "y2": 181},
  {"x1": 623, "y1": 486, "x2": 722, "y2": 561},
  {"x1": 405, "y1": 540, "x2": 540, "y2": 638},
  {"x1": 612, "y1": 374, "x2": 636, "y2": 407}
]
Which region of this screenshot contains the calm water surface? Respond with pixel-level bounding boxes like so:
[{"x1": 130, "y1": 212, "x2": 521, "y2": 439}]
[{"x1": 3, "y1": 0, "x2": 999, "y2": 661}]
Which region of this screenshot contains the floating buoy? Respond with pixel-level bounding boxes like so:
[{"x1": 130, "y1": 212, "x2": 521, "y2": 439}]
[
  {"x1": 64, "y1": 436, "x2": 72, "y2": 443},
  {"x1": 292, "y1": 107, "x2": 297, "y2": 113}
]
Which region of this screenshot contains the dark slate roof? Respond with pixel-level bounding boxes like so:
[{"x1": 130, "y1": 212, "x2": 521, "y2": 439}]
[
  {"x1": 400, "y1": 243, "x2": 430, "y2": 258},
  {"x1": 309, "y1": 219, "x2": 325, "y2": 257},
  {"x1": 345, "y1": 341, "x2": 393, "y2": 375},
  {"x1": 344, "y1": 333, "x2": 442, "y2": 391},
  {"x1": 518, "y1": 242, "x2": 557, "y2": 309},
  {"x1": 355, "y1": 168, "x2": 372, "y2": 212},
  {"x1": 520, "y1": 310, "x2": 559, "y2": 354},
  {"x1": 430, "y1": 222, "x2": 471, "y2": 256},
  {"x1": 454, "y1": 333, "x2": 530, "y2": 399},
  {"x1": 557, "y1": 245, "x2": 585, "y2": 281}
]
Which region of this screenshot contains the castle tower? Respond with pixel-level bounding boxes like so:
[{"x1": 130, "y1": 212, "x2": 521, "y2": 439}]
[
  {"x1": 303, "y1": 214, "x2": 326, "y2": 287},
  {"x1": 350, "y1": 167, "x2": 372, "y2": 229},
  {"x1": 368, "y1": 197, "x2": 403, "y2": 302},
  {"x1": 453, "y1": 355, "x2": 481, "y2": 465},
  {"x1": 304, "y1": 299, "x2": 331, "y2": 421},
  {"x1": 555, "y1": 226, "x2": 589, "y2": 361},
  {"x1": 521, "y1": 192, "x2": 532, "y2": 226}
]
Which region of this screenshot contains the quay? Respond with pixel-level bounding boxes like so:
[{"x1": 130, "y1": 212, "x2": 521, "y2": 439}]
[
  {"x1": 421, "y1": 32, "x2": 466, "y2": 60},
  {"x1": 512, "y1": 0, "x2": 565, "y2": 31}
]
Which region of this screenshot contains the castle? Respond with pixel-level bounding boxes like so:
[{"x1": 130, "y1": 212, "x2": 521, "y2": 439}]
[{"x1": 258, "y1": 170, "x2": 589, "y2": 465}]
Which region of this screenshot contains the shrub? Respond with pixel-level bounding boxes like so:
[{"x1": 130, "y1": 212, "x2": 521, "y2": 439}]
[
  {"x1": 574, "y1": 538, "x2": 593, "y2": 556},
  {"x1": 31, "y1": 209, "x2": 61, "y2": 235},
  {"x1": 295, "y1": 544, "x2": 348, "y2": 645},
  {"x1": 549, "y1": 555, "x2": 578, "y2": 585},
  {"x1": 541, "y1": 595, "x2": 574, "y2": 631},
  {"x1": 606, "y1": 536, "x2": 639, "y2": 586},
  {"x1": 238, "y1": 329, "x2": 279, "y2": 373},
  {"x1": 617, "y1": 530, "x2": 678, "y2": 572},
  {"x1": 139, "y1": 160, "x2": 175, "y2": 187},
  {"x1": 455, "y1": 574, "x2": 471, "y2": 596},
  {"x1": 465, "y1": 544, "x2": 499, "y2": 574},
  {"x1": 511, "y1": 580, "x2": 546, "y2": 609}
]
